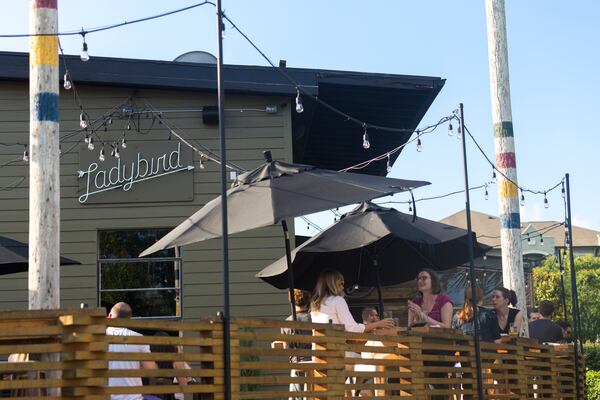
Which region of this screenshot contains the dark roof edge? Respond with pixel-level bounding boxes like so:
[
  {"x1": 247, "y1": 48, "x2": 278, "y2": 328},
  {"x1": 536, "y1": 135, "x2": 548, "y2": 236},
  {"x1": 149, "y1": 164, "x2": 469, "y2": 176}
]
[{"x1": 0, "y1": 51, "x2": 445, "y2": 96}]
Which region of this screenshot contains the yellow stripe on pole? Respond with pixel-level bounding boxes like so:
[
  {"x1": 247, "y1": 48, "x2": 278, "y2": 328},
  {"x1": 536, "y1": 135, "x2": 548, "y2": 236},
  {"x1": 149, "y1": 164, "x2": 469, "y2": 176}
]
[
  {"x1": 31, "y1": 35, "x2": 58, "y2": 66},
  {"x1": 498, "y1": 179, "x2": 518, "y2": 199}
]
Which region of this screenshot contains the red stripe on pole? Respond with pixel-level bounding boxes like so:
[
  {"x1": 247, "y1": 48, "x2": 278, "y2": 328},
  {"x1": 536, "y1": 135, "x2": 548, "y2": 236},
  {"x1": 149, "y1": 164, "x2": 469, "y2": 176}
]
[
  {"x1": 496, "y1": 151, "x2": 516, "y2": 169},
  {"x1": 34, "y1": 0, "x2": 57, "y2": 9}
]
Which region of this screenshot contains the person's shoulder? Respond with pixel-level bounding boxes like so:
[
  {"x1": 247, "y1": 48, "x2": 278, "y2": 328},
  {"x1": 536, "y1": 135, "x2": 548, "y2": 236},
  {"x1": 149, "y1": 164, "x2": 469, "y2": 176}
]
[
  {"x1": 436, "y1": 293, "x2": 453, "y2": 305},
  {"x1": 107, "y1": 326, "x2": 142, "y2": 337}
]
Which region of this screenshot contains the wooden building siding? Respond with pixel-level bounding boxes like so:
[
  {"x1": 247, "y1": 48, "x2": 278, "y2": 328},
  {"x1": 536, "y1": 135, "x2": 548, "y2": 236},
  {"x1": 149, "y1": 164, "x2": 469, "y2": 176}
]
[{"x1": 0, "y1": 81, "x2": 293, "y2": 319}]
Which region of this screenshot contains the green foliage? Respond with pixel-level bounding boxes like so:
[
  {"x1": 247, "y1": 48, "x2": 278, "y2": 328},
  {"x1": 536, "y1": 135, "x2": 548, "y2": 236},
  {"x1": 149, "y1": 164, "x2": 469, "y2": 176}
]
[
  {"x1": 533, "y1": 256, "x2": 600, "y2": 342},
  {"x1": 585, "y1": 343, "x2": 600, "y2": 371},
  {"x1": 238, "y1": 327, "x2": 261, "y2": 392},
  {"x1": 587, "y1": 370, "x2": 600, "y2": 400}
]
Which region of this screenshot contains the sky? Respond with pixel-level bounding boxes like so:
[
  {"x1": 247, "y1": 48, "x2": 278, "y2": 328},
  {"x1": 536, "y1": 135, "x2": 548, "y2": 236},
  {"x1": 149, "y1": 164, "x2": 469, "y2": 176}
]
[{"x1": 2, "y1": 1, "x2": 599, "y2": 236}]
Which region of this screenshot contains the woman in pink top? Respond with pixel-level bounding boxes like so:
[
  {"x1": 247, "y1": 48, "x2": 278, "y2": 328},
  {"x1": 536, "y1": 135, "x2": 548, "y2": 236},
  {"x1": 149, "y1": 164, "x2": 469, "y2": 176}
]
[
  {"x1": 407, "y1": 269, "x2": 453, "y2": 328},
  {"x1": 310, "y1": 270, "x2": 394, "y2": 332}
]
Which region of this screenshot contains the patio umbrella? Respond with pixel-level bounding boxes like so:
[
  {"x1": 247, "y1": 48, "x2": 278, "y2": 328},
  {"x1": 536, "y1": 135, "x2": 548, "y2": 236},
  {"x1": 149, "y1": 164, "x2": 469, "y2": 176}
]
[
  {"x1": 256, "y1": 202, "x2": 491, "y2": 313},
  {"x1": 0, "y1": 235, "x2": 80, "y2": 275},
  {"x1": 140, "y1": 151, "x2": 429, "y2": 317}
]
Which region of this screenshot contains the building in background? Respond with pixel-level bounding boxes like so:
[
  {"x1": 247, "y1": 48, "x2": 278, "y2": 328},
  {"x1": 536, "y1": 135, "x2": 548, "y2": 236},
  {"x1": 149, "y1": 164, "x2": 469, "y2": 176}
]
[{"x1": 0, "y1": 51, "x2": 443, "y2": 319}]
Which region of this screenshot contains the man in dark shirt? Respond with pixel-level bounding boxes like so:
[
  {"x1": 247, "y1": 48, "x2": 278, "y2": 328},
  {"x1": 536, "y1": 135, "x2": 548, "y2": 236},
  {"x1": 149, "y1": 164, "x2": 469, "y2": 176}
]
[{"x1": 528, "y1": 300, "x2": 564, "y2": 343}]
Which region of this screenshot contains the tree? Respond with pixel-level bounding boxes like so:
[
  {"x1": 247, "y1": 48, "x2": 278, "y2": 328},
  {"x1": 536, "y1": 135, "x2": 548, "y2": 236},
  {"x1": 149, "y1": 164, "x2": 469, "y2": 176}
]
[{"x1": 532, "y1": 255, "x2": 600, "y2": 342}]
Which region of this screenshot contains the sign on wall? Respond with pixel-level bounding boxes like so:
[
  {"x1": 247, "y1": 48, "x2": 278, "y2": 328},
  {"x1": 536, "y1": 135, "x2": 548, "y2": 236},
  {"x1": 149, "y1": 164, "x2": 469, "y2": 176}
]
[{"x1": 78, "y1": 141, "x2": 194, "y2": 204}]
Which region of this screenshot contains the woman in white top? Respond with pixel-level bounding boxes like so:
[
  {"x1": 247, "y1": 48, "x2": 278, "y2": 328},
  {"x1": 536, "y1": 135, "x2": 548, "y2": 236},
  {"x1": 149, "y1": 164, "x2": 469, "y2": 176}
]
[{"x1": 310, "y1": 269, "x2": 394, "y2": 332}]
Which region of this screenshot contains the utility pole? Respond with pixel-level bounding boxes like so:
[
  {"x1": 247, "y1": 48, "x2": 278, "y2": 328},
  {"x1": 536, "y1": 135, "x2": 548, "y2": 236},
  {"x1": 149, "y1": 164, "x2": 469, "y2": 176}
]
[
  {"x1": 29, "y1": 0, "x2": 60, "y2": 310},
  {"x1": 485, "y1": 0, "x2": 528, "y2": 336}
]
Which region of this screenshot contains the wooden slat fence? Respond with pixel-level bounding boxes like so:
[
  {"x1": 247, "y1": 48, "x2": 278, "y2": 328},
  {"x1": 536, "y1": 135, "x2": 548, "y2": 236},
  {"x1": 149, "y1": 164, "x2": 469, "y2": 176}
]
[{"x1": 0, "y1": 308, "x2": 586, "y2": 399}]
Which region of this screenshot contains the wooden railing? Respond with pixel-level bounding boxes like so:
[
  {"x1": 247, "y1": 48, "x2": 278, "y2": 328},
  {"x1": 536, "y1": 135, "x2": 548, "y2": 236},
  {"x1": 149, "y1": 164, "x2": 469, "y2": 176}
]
[{"x1": 0, "y1": 308, "x2": 586, "y2": 399}]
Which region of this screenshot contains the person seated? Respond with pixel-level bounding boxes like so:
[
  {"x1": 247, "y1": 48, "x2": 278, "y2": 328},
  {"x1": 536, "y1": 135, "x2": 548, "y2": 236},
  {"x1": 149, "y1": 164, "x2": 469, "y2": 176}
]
[
  {"x1": 361, "y1": 307, "x2": 380, "y2": 324},
  {"x1": 491, "y1": 286, "x2": 524, "y2": 335},
  {"x1": 528, "y1": 307, "x2": 541, "y2": 322},
  {"x1": 407, "y1": 269, "x2": 453, "y2": 328},
  {"x1": 451, "y1": 286, "x2": 501, "y2": 343},
  {"x1": 528, "y1": 301, "x2": 563, "y2": 344},
  {"x1": 558, "y1": 321, "x2": 572, "y2": 342},
  {"x1": 149, "y1": 331, "x2": 192, "y2": 400}
]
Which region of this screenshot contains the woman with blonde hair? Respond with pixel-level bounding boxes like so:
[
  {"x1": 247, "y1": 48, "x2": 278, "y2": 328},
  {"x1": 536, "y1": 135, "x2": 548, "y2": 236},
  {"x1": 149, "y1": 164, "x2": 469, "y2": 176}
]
[
  {"x1": 451, "y1": 286, "x2": 500, "y2": 343},
  {"x1": 310, "y1": 269, "x2": 394, "y2": 332}
]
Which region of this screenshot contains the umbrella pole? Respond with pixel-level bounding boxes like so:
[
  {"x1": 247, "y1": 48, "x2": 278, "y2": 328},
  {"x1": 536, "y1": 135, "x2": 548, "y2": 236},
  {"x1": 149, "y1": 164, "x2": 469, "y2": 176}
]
[
  {"x1": 459, "y1": 103, "x2": 484, "y2": 400},
  {"x1": 374, "y1": 260, "x2": 385, "y2": 315},
  {"x1": 281, "y1": 220, "x2": 297, "y2": 320}
]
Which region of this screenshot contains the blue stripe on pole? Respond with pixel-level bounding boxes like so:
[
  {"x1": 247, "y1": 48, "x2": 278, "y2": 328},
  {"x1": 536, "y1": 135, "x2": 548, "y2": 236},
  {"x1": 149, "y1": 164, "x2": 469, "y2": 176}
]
[
  {"x1": 500, "y1": 212, "x2": 521, "y2": 230},
  {"x1": 34, "y1": 92, "x2": 59, "y2": 122}
]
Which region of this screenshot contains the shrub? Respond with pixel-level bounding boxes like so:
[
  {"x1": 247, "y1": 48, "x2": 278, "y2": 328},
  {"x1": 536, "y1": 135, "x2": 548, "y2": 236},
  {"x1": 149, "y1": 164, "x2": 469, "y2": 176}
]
[
  {"x1": 585, "y1": 343, "x2": 600, "y2": 371},
  {"x1": 587, "y1": 370, "x2": 600, "y2": 400}
]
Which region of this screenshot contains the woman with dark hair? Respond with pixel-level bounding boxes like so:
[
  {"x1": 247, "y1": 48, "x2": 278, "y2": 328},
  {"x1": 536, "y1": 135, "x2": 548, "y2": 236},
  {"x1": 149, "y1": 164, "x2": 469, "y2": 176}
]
[
  {"x1": 452, "y1": 286, "x2": 500, "y2": 342},
  {"x1": 491, "y1": 286, "x2": 524, "y2": 335},
  {"x1": 407, "y1": 269, "x2": 453, "y2": 328}
]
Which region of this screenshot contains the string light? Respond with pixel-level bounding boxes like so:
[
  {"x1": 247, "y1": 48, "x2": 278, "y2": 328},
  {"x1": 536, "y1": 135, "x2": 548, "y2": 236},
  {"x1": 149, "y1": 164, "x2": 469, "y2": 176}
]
[
  {"x1": 87, "y1": 136, "x2": 95, "y2": 150},
  {"x1": 295, "y1": 88, "x2": 304, "y2": 114},
  {"x1": 520, "y1": 189, "x2": 525, "y2": 206},
  {"x1": 120, "y1": 135, "x2": 127, "y2": 149},
  {"x1": 59, "y1": 144, "x2": 62, "y2": 155},
  {"x1": 110, "y1": 145, "x2": 120, "y2": 159},
  {"x1": 544, "y1": 192, "x2": 549, "y2": 208},
  {"x1": 416, "y1": 133, "x2": 422, "y2": 152},
  {"x1": 527, "y1": 236, "x2": 531, "y2": 244},
  {"x1": 484, "y1": 184, "x2": 489, "y2": 200},
  {"x1": 79, "y1": 111, "x2": 88, "y2": 129},
  {"x1": 362, "y1": 124, "x2": 370, "y2": 149},
  {"x1": 98, "y1": 145, "x2": 105, "y2": 162},
  {"x1": 386, "y1": 153, "x2": 392, "y2": 173},
  {"x1": 457, "y1": 125, "x2": 462, "y2": 140},
  {"x1": 80, "y1": 32, "x2": 90, "y2": 62},
  {"x1": 448, "y1": 121, "x2": 453, "y2": 136},
  {"x1": 540, "y1": 236, "x2": 544, "y2": 246},
  {"x1": 22, "y1": 146, "x2": 29, "y2": 162},
  {"x1": 408, "y1": 200, "x2": 413, "y2": 213},
  {"x1": 199, "y1": 155, "x2": 205, "y2": 169},
  {"x1": 492, "y1": 169, "x2": 497, "y2": 184},
  {"x1": 63, "y1": 72, "x2": 72, "y2": 90},
  {"x1": 561, "y1": 182, "x2": 565, "y2": 198}
]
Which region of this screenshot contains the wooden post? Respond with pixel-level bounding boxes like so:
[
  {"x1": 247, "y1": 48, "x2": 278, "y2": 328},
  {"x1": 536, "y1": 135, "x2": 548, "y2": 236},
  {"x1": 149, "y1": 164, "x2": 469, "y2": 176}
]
[
  {"x1": 29, "y1": 0, "x2": 61, "y2": 310},
  {"x1": 485, "y1": 0, "x2": 528, "y2": 336}
]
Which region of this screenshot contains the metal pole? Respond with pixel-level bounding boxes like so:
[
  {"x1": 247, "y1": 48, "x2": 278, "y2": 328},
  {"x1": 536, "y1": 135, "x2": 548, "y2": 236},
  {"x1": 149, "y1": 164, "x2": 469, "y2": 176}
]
[
  {"x1": 281, "y1": 220, "x2": 297, "y2": 320},
  {"x1": 565, "y1": 173, "x2": 582, "y2": 399},
  {"x1": 557, "y1": 247, "x2": 569, "y2": 322},
  {"x1": 216, "y1": 1, "x2": 231, "y2": 399},
  {"x1": 485, "y1": 0, "x2": 529, "y2": 337},
  {"x1": 459, "y1": 103, "x2": 484, "y2": 400}
]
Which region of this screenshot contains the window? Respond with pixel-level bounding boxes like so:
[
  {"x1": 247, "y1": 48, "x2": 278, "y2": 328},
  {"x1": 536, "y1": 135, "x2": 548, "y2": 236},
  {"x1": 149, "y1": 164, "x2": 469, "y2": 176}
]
[{"x1": 98, "y1": 229, "x2": 182, "y2": 318}]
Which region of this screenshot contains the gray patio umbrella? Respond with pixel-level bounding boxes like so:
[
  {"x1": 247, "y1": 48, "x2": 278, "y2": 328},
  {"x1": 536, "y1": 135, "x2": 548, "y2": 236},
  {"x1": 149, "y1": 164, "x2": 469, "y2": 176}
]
[
  {"x1": 256, "y1": 202, "x2": 491, "y2": 314},
  {"x1": 0, "y1": 235, "x2": 80, "y2": 275},
  {"x1": 140, "y1": 152, "x2": 429, "y2": 317}
]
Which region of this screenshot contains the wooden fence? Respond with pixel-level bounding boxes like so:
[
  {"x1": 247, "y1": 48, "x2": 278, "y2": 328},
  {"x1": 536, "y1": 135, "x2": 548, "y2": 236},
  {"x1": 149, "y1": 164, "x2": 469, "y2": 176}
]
[{"x1": 0, "y1": 308, "x2": 586, "y2": 399}]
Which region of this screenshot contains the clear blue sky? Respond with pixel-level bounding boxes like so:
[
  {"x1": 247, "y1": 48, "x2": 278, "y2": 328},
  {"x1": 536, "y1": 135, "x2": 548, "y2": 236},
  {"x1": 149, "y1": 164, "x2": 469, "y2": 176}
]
[{"x1": 2, "y1": 1, "x2": 599, "y2": 235}]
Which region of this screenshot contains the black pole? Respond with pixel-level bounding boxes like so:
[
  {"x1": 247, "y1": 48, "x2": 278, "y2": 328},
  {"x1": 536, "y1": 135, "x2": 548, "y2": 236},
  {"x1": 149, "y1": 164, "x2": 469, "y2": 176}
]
[
  {"x1": 216, "y1": 2, "x2": 231, "y2": 400},
  {"x1": 557, "y1": 247, "x2": 569, "y2": 322},
  {"x1": 459, "y1": 103, "x2": 484, "y2": 400},
  {"x1": 565, "y1": 173, "x2": 582, "y2": 399},
  {"x1": 374, "y1": 260, "x2": 385, "y2": 315},
  {"x1": 281, "y1": 220, "x2": 297, "y2": 320}
]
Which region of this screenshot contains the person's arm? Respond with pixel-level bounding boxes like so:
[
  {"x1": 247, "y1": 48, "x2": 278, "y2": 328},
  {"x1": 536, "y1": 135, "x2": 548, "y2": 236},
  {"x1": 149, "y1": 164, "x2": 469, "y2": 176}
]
[
  {"x1": 142, "y1": 360, "x2": 158, "y2": 370},
  {"x1": 407, "y1": 307, "x2": 415, "y2": 327},
  {"x1": 514, "y1": 310, "x2": 524, "y2": 335},
  {"x1": 173, "y1": 360, "x2": 192, "y2": 385},
  {"x1": 333, "y1": 296, "x2": 366, "y2": 332},
  {"x1": 438, "y1": 302, "x2": 453, "y2": 328}
]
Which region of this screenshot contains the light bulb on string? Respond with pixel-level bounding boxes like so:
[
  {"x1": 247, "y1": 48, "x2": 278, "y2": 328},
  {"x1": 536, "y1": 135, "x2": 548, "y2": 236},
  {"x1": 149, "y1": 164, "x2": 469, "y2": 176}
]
[
  {"x1": 84, "y1": 134, "x2": 90, "y2": 144},
  {"x1": 107, "y1": 118, "x2": 112, "y2": 125},
  {"x1": 540, "y1": 236, "x2": 544, "y2": 246},
  {"x1": 527, "y1": 236, "x2": 531, "y2": 244},
  {"x1": 544, "y1": 192, "x2": 549, "y2": 208},
  {"x1": 80, "y1": 32, "x2": 90, "y2": 62},
  {"x1": 492, "y1": 169, "x2": 497, "y2": 183},
  {"x1": 22, "y1": 145, "x2": 29, "y2": 162},
  {"x1": 59, "y1": 144, "x2": 62, "y2": 156},
  {"x1": 386, "y1": 153, "x2": 392, "y2": 173},
  {"x1": 199, "y1": 156, "x2": 205, "y2": 169},
  {"x1": 416, "y1": 134, "x2": 422, "y2": 152},
  {"x1": 561, "y1": 182, "x2": 565, "y2": 198},
  {"x1": 448, "y1": 121, "x2": 453, "y2": 136},
  {"x1": 362, "y1": 125, "x2": 370, "y2": 149},
  {"x1": 295, "y1": 88, "x2": 304, "y2": 114},
  {"x1": 120, "y1": 135, "x2": 127, "y2": 149},
  {"x1": 99, "y1": 145, "x2": 105, "y2": 162},
  {"x1": 63, "y1": 72, "x2": 72, "y2": 90},
  {"x1": 457, "y1": 125, "x2": 462, "y2": 140},
  {"x1": 484, "y1": 184, "x2": 489, "y2": 200},
  {"x1": 520, "y1": 189, "x2": 525, "y2": 206},
  {"x1": 408, "y1": 200, "x2": 413, "y2": 213},
  {"x1": 87, "y1": 136, "x2": 94, "y2": 150},
  {"x1": 79, "y1": 112, "x2": 88, "y2": 129}
]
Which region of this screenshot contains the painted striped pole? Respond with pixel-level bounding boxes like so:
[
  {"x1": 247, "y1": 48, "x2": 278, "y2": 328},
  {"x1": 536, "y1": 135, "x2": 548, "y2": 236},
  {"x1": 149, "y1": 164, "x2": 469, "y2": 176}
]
[
  {"x1": 485, "y1": 0, "x2": 528, "y2": 336},
  {"x1": 29, "y1": 0, "x2": 60, "y2": 310}
]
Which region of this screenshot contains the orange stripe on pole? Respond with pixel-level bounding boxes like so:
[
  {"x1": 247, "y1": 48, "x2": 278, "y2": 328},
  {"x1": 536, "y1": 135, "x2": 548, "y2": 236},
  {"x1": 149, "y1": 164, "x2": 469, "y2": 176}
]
[{"x1": 31, "y1": 36, "x2": 58, "y2": 66}]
